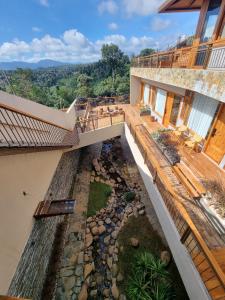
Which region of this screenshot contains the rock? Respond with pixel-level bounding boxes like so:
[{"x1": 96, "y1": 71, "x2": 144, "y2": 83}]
[
  {"x1": 78, "y1": 282, "x2": 88, "y2": 300},
  {"x1": 117, "y1": 273, "x2": 124, "y2": 282},
  {"x1": 87, "y1": 217, "x2": 93, "y2": 223},
  {"x1": 119, "y1": 294, "x2": 127, "y2": 300},
  {"x1": 160, "y1": 251, "x2": 171, "y2": 267},
  {"x1": 105, "y1": 217, "x2": 111, "y2": 224},
  {"x1": 139, "y1": 209, "x2": 145, "y2": 216},
  {"x1": 85, "y1": 233, "x2": 93, "y2": 248},
  {"x1": 98, "y1": 225, "x2": 106, "y2": 234},
  {"x1": 75, "y1": 265, "x2": 83, "y2": 276},
  {"x1": 107, "y1": 257, "x2": 113, "y2": 269},
  {"x1": 108, "y1": 245, "x2": 114, "y2": 255},
  {"x1": 130, "y1": 238, "x2": 139, "y2": 248},
  {"x1": 98, "y1": 220, "x2": 104, "y2": 226},
  {"x1": 112, "y1": 264, "x2": 118, "y2": 277},
  {"x1": 90, "y1": 221, "x2": 97, "y2": 228},
  {"x1": 84, "y1": 263, "x2": 93, "y2": 279},
  {"x1": 111, "y1": 279, "x2": 120, "y2": 299},
  {"x1": 64, "y1": 276, "x2": 76, "y2": 291},
  {"x1": 96, "y1": 273, "x2": 103, "y2": 284},
  {"x1": 60, "y1": 268, "x2": 74, "y2": 277},
  {"x1": 84, "y1": 254, "x2": 89, "y2": 262},
  {"x1": 111, "y1": 230, "x2": 117, "y2": 239},
  {"x1": 103, "y1": 288, "x2": 110, "y2": 297},
  {"x1": 77, "y1": 252, "x2": 84, "y2": 264},
  {"x1": 90, "y1": 290, "x2": 97, "y2": 297},
  {"x1": 91, "y1": 226, "x2": 99, "y2": 235},
  {"x1": 104, "y1": 235, "x2": 111, "y2": 245},
  {"x1": 117, "y1": 177, "x2": 122, "y2": 183}
]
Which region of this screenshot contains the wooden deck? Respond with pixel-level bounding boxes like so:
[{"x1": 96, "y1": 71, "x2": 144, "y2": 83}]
[{"x1": 120, "y1": 104, "x2": 225, "y2": 249}]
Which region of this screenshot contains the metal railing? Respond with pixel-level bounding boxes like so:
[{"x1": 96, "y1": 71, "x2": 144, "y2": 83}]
[
  {"x1": 0, "y1": 104, "x2": 79, "y2": 148},
  {"x1": 132, "y1": 39, "x2": 225, "y2": 70},
  {"x1": 126, "y1": 116, "x2": 225, "y2": 299}
]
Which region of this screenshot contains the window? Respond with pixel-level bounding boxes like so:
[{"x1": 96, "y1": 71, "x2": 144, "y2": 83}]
[
  {"x1": 155, "y1": 89, "x2": 167, "y2": 117},
  {"x1": 187, "y1": 94, "x2": 219, "y2": 138},
  {"x1": 170, "y1": 95, "x2": 182, "y2": 126},
  {"x1": 201, "y1": 0, "x2": 222, "y2": 42},
  {"x1": 143, "y1": 84, "x2": 150, "y2": 105}
]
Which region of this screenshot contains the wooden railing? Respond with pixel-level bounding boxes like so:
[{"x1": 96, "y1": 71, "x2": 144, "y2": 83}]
[
  {"x1": 132, "y1": 39, "x2": 225, "y2": 70},
  {"x1": 76, "y1": 111, "x2": 125, "y2": 133},
  {"x1": 126, "y1": 116, "x2": 225, "y2": 299},
  {"x1": 0, "y1": 104, "x2": 79, "y2": 148}
]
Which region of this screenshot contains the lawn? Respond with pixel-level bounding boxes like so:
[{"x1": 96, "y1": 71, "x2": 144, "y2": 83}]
[
  {"x1": 87, "y1": 181, "x2": 112, "y2": 217},
  {"x1": 117, "y1": 215, "x2": 189, "y2": 300}
]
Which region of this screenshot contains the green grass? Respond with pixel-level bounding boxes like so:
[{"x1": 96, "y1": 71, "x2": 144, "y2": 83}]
[
  {"x1": 117, "y1": 216, "x2": 189, "y2": 300},
  {"x1": 87, "y1": 182, "x2": 112, "y2": 217}
]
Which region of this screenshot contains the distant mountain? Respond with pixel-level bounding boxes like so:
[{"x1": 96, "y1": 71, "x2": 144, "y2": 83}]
[{"x1": 0, "y1": 59, "x2": 72, "y2": 70}]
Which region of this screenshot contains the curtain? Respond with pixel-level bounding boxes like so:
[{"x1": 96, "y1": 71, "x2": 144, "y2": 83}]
[
  {"x1": 155, "y1": 89, "x2": 167, "y2": 116},
  {"x1": 143, "y1": 84, "x2": 150, "y2": 105},
  {"x1": 187, "y1": 93, "x2": 218, "y2": 138}
]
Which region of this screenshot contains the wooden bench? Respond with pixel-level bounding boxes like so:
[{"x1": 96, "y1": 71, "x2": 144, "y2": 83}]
[{"x1": 173, "y1": 162, "x2": 206, "y2": 199}]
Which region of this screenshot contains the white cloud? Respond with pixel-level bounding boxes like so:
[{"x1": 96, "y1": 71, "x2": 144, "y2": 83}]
[
  {"x1": 0, "y1": 29, "x2": 159, "y2": 63},
  {"x1": 98, "y1": 0, "x2": 118, "y2": 14},
  {"x1": 108, "y1": 22, "x2": 118, "y2": 30},
  {"x1": 151, "y1": 17, "x2": 172, "y2": 32},
  {"x1": 122, "y1": 0, "x2": 164, "y2": 16},
  {"x1": 32, "y1": 27, "x2": 42, "y2": 32},
  {"x1": 39, "y1": 0, "x2": 49, "y2": 7}
]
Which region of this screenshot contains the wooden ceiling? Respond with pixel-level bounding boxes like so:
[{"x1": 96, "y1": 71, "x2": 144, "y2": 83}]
[{"x1": 159, "y1": 0, "x2": 203, "y2": 13}]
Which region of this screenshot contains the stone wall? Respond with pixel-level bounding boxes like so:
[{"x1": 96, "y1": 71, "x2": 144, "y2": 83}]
[
  {"x1": 131, "y1": 67, "x2": 225, "y2": 103},
  {"x1": 8, "y1": 149, "x2": 80, "y2": 300}
]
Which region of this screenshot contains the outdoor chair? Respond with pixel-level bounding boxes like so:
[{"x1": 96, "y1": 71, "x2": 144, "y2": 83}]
[
  {"x1": 184, "y1": 133, "x2": 203, "y2": 154},
  {"x1": 173, "y1": 125, "x2": 188, "y2": 144}
]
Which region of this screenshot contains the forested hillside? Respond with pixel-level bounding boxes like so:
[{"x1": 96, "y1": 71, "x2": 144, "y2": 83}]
[{"x1": 0, "y1": 44, "x2": 130, "y2": 108}]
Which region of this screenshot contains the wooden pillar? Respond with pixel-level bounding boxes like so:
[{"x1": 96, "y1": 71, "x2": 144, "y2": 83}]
[
  {"x1": 213, "y1": 0, "x2": 225, "y2": 40},
  {"x1": 189, "y1": 0, "x2": 210, "y2": 67}
]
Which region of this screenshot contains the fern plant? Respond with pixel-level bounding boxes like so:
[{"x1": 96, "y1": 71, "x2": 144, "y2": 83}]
[{"x1": 127, "y1": 252, "x2": 175, "y2": 300}]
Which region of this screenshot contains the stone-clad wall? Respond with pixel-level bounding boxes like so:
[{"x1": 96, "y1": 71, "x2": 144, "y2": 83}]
[
  {"x1": 8, "y1": 149, "x2": 80, "y2": 300},
  {"x1": 131, "y1": 67, "x2": 225, "y2": 103}
]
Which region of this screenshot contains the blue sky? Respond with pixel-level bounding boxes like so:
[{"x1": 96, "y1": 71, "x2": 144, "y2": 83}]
[{"x1": 0, "y1": 0, "x2": 199, "y2": 63}]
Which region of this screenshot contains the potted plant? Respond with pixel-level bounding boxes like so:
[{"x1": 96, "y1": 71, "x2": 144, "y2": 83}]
[
  {"x1": 140, "y1": 105, "x2": 151, "y2": 116},
  {"x1": 151, "y1": 130, "x2": 180, "y2": 165}
]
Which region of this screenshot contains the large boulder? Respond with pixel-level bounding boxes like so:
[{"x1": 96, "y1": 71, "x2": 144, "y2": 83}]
[{"x1": 130, "y1": 237, "x2": 139, "y2": 248}]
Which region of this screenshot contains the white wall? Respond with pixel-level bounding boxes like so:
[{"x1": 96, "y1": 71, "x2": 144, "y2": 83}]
[
  {"x1": 0, "y1": 91, "x2": 75, "y2": 130},
  {"x1": 0, "y1": 150, "x2": 63, "y2": 293},
  {"x1": 124, "y1": 123, "x2": 211, "y2": 300},
  {"x1": 72, "y1": 123, "x2": 124, "y2": 149}
]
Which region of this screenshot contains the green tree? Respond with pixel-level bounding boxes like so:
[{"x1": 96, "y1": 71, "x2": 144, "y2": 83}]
[{"x1": 139, "y1": 48, "x2": 155, "y2": 57}]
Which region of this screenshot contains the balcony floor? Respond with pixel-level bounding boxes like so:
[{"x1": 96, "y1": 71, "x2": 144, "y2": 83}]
[{"x1": 121, "y1": 104, "x2": 225, "y2": 249}]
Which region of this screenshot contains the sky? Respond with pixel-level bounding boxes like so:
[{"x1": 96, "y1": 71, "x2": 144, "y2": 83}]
[{"x1": 0, "y1": 0, "x2": 200, "y2": 63}]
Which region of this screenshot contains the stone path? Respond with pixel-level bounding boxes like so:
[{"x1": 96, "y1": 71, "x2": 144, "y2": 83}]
[{"x1": 55, "y1": 143, "x2": 102, "y2": 300}]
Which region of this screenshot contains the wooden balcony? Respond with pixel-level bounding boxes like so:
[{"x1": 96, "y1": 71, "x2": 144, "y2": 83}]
[
  {"x1": 121, "y1": 104, "x2": 225, "y2": 299},
  {"x1": 132, "y1": 39, "x2": 225, "y2": 70}
]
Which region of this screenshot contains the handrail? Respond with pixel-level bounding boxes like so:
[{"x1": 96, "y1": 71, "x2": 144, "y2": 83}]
[
  {"x1": 126, "y1": 116, "x2": 225, "y2": 294},
  {"x1": 132, "y1": 39, "x2": 225, "y2": 69},
  {"x1": 0, "y1": 104, "x2": 79, "y2": 148},
  {"x1": 0, "y1": 102, "x2": 72, "y2": 132}
]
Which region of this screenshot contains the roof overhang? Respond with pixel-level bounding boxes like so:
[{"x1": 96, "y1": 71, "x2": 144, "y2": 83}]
[{"x1": 159, "y1": 0, "x2": 203, "y2": 13}]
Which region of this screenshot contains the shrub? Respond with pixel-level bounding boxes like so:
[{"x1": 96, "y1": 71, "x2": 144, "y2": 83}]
[
  {"x1": 127, "y1": 252, "x2": 175, "y2": 300},
  {"x1": 123, "y1": 191, "x2": 136, "y2": 203}
]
